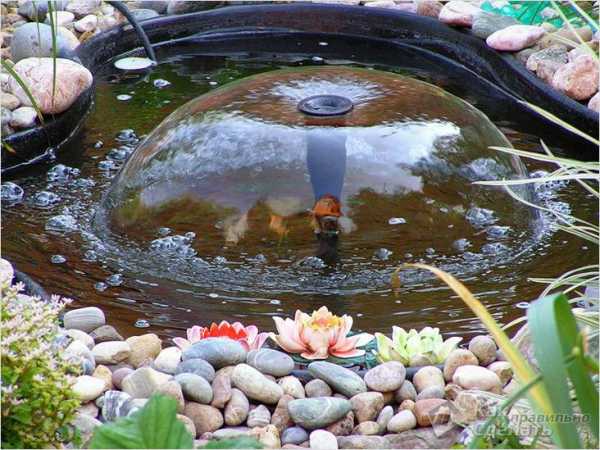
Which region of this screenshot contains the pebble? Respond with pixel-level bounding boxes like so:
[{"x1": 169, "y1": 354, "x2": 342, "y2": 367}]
[
  {"x1": 416, "y1": 385, "x2": 445, "y2": 400},
  {"x1": 364, "y1": 361, "x2": 406, "y2": 392},
  {"x1": 78, "y1": 401, "x2": 99, "y2": 417},
  {"x1": 416, "y1": 0, "x2": 443, "y2": 18},
  {"x1": 153, "y1": 78, "x2": 171, "y2": 88},
  {"x1": 472, "y1": 10, "x2": 519, "y2": 39},
  {"x1": 1, "y1": 92, "x2": 20, "y2": 110},
  {"x1": 281, "y1": 427, "x2": 309, "y2": 445},
  {"x1": 350, "y1": 391, "x2": 384, "y2": 423},
  {"x1": 310, "y1": 430, "x2": 338, "y2": 450},
  {"x1": 337, "y1": 435, "x2": 388, "y2": 449},
  {"x1": 184, "y1": 403, "x2": 223, "y2": 435},
  {"x1": 74, "y1": 14, "x2": 97, "y2": 32},
  {"x1": 247, "y1": 348, "x2": 294, "y2": 377},
  {"x1": 155, "y1": 380, "x2": 185, "y2": 413},
  {"x1": 526, "y1": 45, "x2": 569, "y2": 83},
  {"x1": 308, "y1": 362, "x2": 366, "y2": 397},
  {"x1": 153, "y1": 346, "x2": 182, "y2": 374},
  {"x1": 92, "y1": 341, "x2": 131, "y2": 365},
  {"x1": 1, "y1": 182, "x2": 23, "y2": 203},
  {"x1": 376, "y1": 405, "x2": 394, "y2": 431},
  {"x1": 66, "y1": 0, "x2": 101, "y2": 18},
  {"x1": 33, "y1": 191, "x2": 60, "y2": 207},
  {"x1": 468, "y1": 335, "x2": 497, "y2": 365},
  {"x1": 394, "y1": 380, "x2": 417, "y2": 402},
  {"x1": 121, "y1": 367, "x2": 171, "y2": 398},
  {"x1": 131, "y1": 8, "x2": 159, "y2": 21},
  {"x1": 177, "y1": 414, "x2": 197, "y2": 438},
  {"x1": 353, "y1": 421, "x2": 380, "y2": 435},
  {"x1": 64, "y1": 329, "x2": 94, "y2": 349},
  {"x1": 90, "y1": 325, "x2": 123, "y2": 343},
  {"x1": 271, "y1": 394, "x2": 294, "y2": 432},
  {"x1": 175, "y1": 358, "x2": 216, "y2": 382},
  {"x1": 175, "y1": 373, "x2": 213, "y2": 404},
  {"x1": 92, "y1": 365, "x2": 113, "y2": 390},
  {"x1": 72, "y1": 413, "x2": 102, "y2": 446},
  {"x1": 438, "y1": 1, "x2": 479, "y2": 27},
  {"x1": 224, "y1": 388, "x2": 249, "y2": 426},
  {"x1": 399, "y1": 399, "x2": 415, "y2": 413},
  {"x1": 443, "y1": 349, "x2": 479, "y2": 381},
  {"x1": 487, "y1": 361, "x2": 513, "y2": 386},
  {"x1": 326, "y1": 410, "x2": 355, "y2": 437},
  {"x1": 183, "y1": 338, "x2": 247, "y2": 369},
  {"x1": 112, "y1": 367, "x2": 133, "y2": 390},
  {"x1": 288, "y1": 397, "x2": 352, "y2": 430},
  {"x1": 452, "y1": 365, "x2": 502, "y2": 393},
  {"x1": 278, "y1": 376, "x2": 305, "y2": 399},
  {"x1": 44, "y1": 10, "x2": 74, "y2": 26},
  {"x1": 486, "y1": 25, "x2": 545, "y2": 52},
  {"x1": 64, "y1": 307, "x2": 105, "y2": 332},
  {"x1": 444, "y1": 383, "x2": 463, "y2": 401},
  {"x1": 250, "y1": 424, "x2": 280, "y2": 448},
  {"x1": 126, "y1": 333, "x2": 162, "y2": 368},
  {"x1": 231, "y1": 363, "x2": 283, "y2": 405},
  {"x1": 387, "y1": 409, "x2": 417, "y2": 433},
  {"x1": 552, "y1": 54, "x2": 599, "y2": 101},
  {"x1": 414, "y1": 398, "x2": 450, "y2": 427},
  {"x1": 305, "y1": 379, "x2": 332, "y2": 398},
  {"x1": 9, "y1": 106, "x2": 36, "y2": 128},
  {"x1": 73, "y1": 375, "x2": 106, "y2": 402},
  {"x1": 210, "y1": 366, "x2": 233, "y2": 408},
  {"x1": 247, "y1": 404, "x2": 271, "y2": 428},
  {"x1": 412, "y1": 366, "x2": 445, "y2": 393}
]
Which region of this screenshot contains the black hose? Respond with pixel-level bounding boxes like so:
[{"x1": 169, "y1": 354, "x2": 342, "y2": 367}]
[{"x1": 107, "y1": 1, "x2": 157, "y2": 62}]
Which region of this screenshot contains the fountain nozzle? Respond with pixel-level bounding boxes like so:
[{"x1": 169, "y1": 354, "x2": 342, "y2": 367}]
[{"x1": 298, "y1": 95, "x2": 353, "y2": 116}]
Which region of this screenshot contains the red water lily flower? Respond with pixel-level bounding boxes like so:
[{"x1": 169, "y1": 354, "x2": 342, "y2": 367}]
[{"x1": 173, "y1": 321, "x2": 268, "y2": 351}]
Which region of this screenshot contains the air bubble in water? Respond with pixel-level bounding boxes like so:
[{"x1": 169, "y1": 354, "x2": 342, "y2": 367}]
[
  {"x1": 375, "y1": 248, "x2": 393, "y2": 261},
  {"x1": 116, "y1": 129, "x2": 137, "y2": 143},
  {"x1": 83, "y1": 250, "x2": 98, "y2": 261},
  {"x1": 94, "y1": 282, "x2": 107, "y2": 292},
  {"x1": 46, "y1": 214, "x2": 77, "y2": 232},
  {"x1": 486, "y1": 225, "x2": 511, "y2": 239},
  {"x1": 425, "y1": 248, "x2": 436, "y2": 255},
  {"x1": 208, "y1": 293, "x2": 218, "y2": 298},
  {"x1": 149, "y1": 235, "x2": 196, "y2": 258},
  {"x1": 51, "y1": 255, "x2": 66, "y2": 264},
  {"x1": 117, "y1": 94, "x2": 132, "y2": 101},
  {"x1": 481, "y1": 242, "x2": 509, "y2": 254},
  {"x1": 1, "y1": 182, "x2": 24, "y2": 203},
  {"x1": 106, "y1": 273, "x2": 123, "y2": 286},
  {"x1": 466, "y1": 207, "x2": 496, "y2": 227},
  {"x1": 153, "y1": 79, "x2": 171, "y2": 88},
  {"x1": 107, "y1": 148, "x2": 130, "y2": 161},
  {"x1": 135, "y1": 319, "x2": 150, "y2": 328},
  {"x1": 208, "y1": 81, "x2": 218, "y2": 86},
  {"x1": 33, "y1": 191, "x2": 60, "y2": 207},
  {"x1": 98, "y1": 160, "x2": 118, "y2": 171},
  {"x1": 297, "y1": 256, "x2": 325, "y2": 269},
  {"x1": 158, "y1": 227, "x2": 171, "y2": 236},
  {"x1": 318, "y1": 41, "x2": 328, "y2": 46},
  {"x1": 214, "y1": 256, "x2": 227, "y2": 265},
  {"x1": 453, "y1": 238, "x2": 472, "y2": 252},
  {"x1": 516, "y1": 302, "x2": 530, "y2": 309},
  {"x1": 94, "y1": 140, "x2": 103, "y2": 148},
  {"x1": 47, "y1": 164, "x2": 80, "y2": 182},
  {"x1": 388, "y1": 217, "x2": 406, "y2": 225}
]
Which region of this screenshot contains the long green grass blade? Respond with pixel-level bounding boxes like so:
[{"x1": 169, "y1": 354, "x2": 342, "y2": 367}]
[
  {"x1": 566, "y1": 0, "x2": 599, "y2": 32},
  {"x1": 0, "y1": 60, "x2": 44, "y2": 124},
  {"x1": 47, "y1": 1, "x2": 57, "y2": 112},
  {"x1": 550, "y1": 0, "x2": 598, "y2": 60}
]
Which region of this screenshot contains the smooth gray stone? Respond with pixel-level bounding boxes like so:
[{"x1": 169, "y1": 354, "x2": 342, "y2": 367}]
[
  {"x1": 175, "y1": 358, "x2": 215, "y2": 382},
  {"x1": 130, "y1": 8, "x2": 159, "y2": 21},
  {"x1": 175, "y1": 373, "x2": 213, "y2": 404},
  {"x1": 288, "y1": 397, "x2": 352, "y2": 430},
  {"x1": 18, "y1": 0, "x2": 67, "y2": 21},
  {"x1": 11, "y1": 23, "x2": 74, "y2": 63},
  {"x1": 247, "y1": 348, "x2": 294, "y2": 377},
  {"x1": 183, "y1": 338, "x2": 247, "y2": 369},
  {"x1": 472, "y1": 11, "x2": 519, "y2": 39},
  {"x1": 281, "y1": 426, "x2": 309, "y2": 445},
  {"x1": 308, "y1": 361, "x2": 367, "y2": 397}
]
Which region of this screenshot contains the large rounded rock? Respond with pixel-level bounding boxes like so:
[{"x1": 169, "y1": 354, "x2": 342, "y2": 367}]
[
  {"x1": 488, "y1": 361, "x2": 513, "y2": 386},
  {"x1": 92, "y1": 341, "x2": 131, "y2": 365},
  {"x1": 247, "y1": 404, "x2": 271, "y2": 428},
  {"x1": 468, "y1": 335, "x2": 497, "y2": 366},
  {"x1": 443, "y1": 349, "x2": 479, "y2": 381},
  {"x1": 412, "y1": 366, "x2": 445, "y2": 393},
  {"x1": 72, "y1": 375, "x2": 106, "y2": 402},
  {"x1": 452, "y1": 365, "x2": 502, "y2": 393},
  {"x1": 231, "y1": 363, "x2": 283, "y2": 405},
  {"x1": 364, "y1": 361, "x2": 406, "y2": 392},
  {"x1": 155, "y1": 380, "x2": 185, "y2": 413},
  {"x1": 153, "y1": 346, "x2": 182, "y2": 374},
  {"x1": 121, "y1": 367, "x2": 171, "y2": 398},
  {"x1": 438, "y1": 0, "x2": 479, "y2": 27},
  {"x1": 305, "y1": 379, "x2": 332, "y2": 398},
  {"x1": 183, "y1": 403, "x2": 223, "y2": 436},
  {"x1": 175, "y1": 358, "x2": 215, "y2": 382},
  {"x1": 486, "y1": 25, "x2": 546, "y2": 52},
  {"x1": 387, "y1": 410, "x2": 417, "y2": 433},
  {"x1": 552, "y1": 54, "x2": 600, "y2": 101},
  {"x1": 350, "y1": 392, "x2": 384, "y2": 423},
  {"x1": 278, "y1": 375, "x2": 305, "y2": 399},
  {"x1": 183, "y1": 338, "x2": 247, "y2": 369},
  {"x1": 394, "y1": 380, "x2": 417, "y2": 402},
  {"x1": 11, "y1": 23, "x2": 75, "y2": 63},
  {"x1": 413, "y1": 399, "x2": 450, "y2": 427},
  {"x1": 211, "y1": 366, "x2": 233, "y2": 408},
  {"x1": 66, "y1": 0, "x2": 101, "y2": 18},
  {"x1": 288, "y1": 397, "x2": 352, "y2": 430},
  {"x1": 272, "y1": 394, "x2": 294, "y2": 432},
  {"x1": 175, "y1": 373, "x2": 213, "y2": 404},
  {"x1": 308, "y1": 362, "x2": 366, "y2": 397},
  {"x1": 472, "y1": 10, "x2": 519, "y2": 39},
  {"x1": 224, "y1": 388, "x2": 249, "y2": 426},
  {"x1": 18, "y1": 0, "x2": 68, "y2": 21},
  {"x1": 310, "y1": 430, "x2": 338, "y2": 450},
  {"x1": 526, "y1": 45, "x2": 569, "y2": 84},
  {"x1": 247, "y1": 348, "x2": 294, "y2": 377},
  {"x1": 281, "y1": 426, "x2": 309, "y2": 446},
  {"x1": 126, "y1": 333, "x2": 162, "y2": 368},
  {"x1": 90, "y1": 325, "x2": 123, "y2": 343},
  {"x1": 8, "y1": 57, "x2": 92, "y2": 114},
  {"x1": 64, "y1": 307, "x2": 105, "y2": 333}
]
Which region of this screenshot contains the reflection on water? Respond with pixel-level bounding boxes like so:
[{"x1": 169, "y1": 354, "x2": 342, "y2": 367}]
[{"x1": 1, "y1": 53, "x2": 596, "y2": 342}]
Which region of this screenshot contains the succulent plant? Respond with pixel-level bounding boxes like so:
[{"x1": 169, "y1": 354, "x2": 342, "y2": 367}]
[{"x1": 373, "y1": 326, "x2": 462, "y2": 366}]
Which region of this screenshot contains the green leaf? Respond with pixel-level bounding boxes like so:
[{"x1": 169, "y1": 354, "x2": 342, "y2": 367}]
[
  {"x1": 90, "y1": 395, "x2": 193, "y2": 449},
  {"x1": 201, "y1": 437, "x2": 263, "y2": 449}
]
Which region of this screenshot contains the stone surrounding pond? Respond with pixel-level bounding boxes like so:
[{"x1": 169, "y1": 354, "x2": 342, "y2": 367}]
[
  {"x1": 183, "y1": 338, "x2": 247, "y2": 369},
  {"x1": 308, "y1": 362, "x2": 367, "y2": 397}
]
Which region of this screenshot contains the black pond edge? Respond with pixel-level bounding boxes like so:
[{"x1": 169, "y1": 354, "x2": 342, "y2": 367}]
[{"x1": 2, "y1": 3, "x2": 598, "y2": 172}]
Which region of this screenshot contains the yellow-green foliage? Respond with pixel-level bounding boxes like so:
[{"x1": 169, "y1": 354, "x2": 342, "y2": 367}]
[{"x1": 1, "y1": 281, "x2": 81, "y2": 448}]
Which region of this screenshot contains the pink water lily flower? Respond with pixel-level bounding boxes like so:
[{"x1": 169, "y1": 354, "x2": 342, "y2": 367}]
[
  {"x1": 173, "y1": 321, "x2": 269, "y2": 351},
  {"x1": 270, "y1": 306, "x2": 373, "y2": 360}
]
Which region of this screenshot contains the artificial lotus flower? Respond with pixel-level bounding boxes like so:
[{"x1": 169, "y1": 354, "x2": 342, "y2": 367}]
[
  {"x1": 374, "y1": 326, "x2": 462, "y2": 366},
  {"x1": 173, "y1": 321, "x2": 269, "y2": 351},
  {"x1": 270, "y1": 306, "x2": 373, "y2": 360}
]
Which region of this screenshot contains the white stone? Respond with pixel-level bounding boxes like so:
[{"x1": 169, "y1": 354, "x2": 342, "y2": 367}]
[
  {"x1": 45, "y1": 11, "x2": 75, "y2": 27},
  {"x1": 9, "y1": 106, "x2": 37, "y2": 128},
  {"x1": 387, "y1": 409, "x2": 417, "y2": 433},
  {"x1": 486, "y1": 25, "x2": 545, "y2": 52},
  {"x1": 65, "y1": 329, "x2": 95, "y2": 349},
  {"x1": 74, "y1": 14, "x2": 98, "y2": 33},
  {"x1": 452, "y1": 365, "x2": 502, "y2": 393},
  {"x1": 92, "y1": 341, "x2": 131, "y2": 365},
  {"x1": 72, "y1": 375, "x2": 106, "y2": 402},
  {"x1": 153, "y1": 346, "x2": 181, "y2": 374},
  {"x1": 310, "y1": 430, "x2": 338, "y2": 450},
  {"x1": 438, "y1": 1, "x2": 479, "y2": 27}
]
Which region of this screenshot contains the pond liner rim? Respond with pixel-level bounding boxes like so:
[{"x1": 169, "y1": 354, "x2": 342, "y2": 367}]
[{"x1": 2, "y1": 3, "x2": 598, "y2": 172}]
